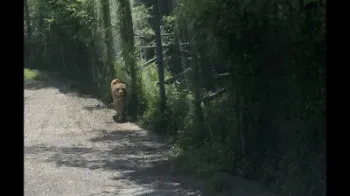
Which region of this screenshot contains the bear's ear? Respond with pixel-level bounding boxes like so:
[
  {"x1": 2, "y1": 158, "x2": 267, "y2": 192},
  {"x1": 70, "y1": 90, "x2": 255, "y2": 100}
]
[{"x1": 112, "y1": 79, "x2": 122, "y2": 85}]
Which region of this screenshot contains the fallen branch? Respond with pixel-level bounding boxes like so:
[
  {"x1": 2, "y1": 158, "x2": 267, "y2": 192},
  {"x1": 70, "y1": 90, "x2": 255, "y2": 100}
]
[
  {"x1": 140, "y1": 57, "x2": 157, "y2": 69},
  {"x1": 139, "y1": 50, "x2": 169, "y2": 70},
  {"x1": 176, "y1": 49, "x2": 191, "y2": 56},
  {"x1": 134, "y1": 35, "x2": 153, "y2": 42},
  {"x1": 160, "y1": 68, "x2": 192, "y2": 85},
  {"x1": 214, "y1": 72, "x2": 231, "y2": 79},
  {"x1": 137, "y1": 44, "x2": 172, "y2": 49},
  {"x1": 202, "y1": 86, "x2": 231, "y2": 103}
]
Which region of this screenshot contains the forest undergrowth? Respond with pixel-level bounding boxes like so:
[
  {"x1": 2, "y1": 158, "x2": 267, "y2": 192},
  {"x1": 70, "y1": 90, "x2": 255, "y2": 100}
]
[{"x1": 24, "y1": 0, "x2": 326, "y2": 195}]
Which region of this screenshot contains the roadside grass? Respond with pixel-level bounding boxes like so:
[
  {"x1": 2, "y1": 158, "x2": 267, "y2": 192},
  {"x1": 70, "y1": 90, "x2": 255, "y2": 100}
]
[{"x1": 24, "y1": 68, "x2": 49, "y2": 81}]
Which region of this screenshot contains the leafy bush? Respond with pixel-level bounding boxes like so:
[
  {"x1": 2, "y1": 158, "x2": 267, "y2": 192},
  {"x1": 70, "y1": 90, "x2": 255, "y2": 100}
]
[
  {"x1": 138, "y1": 63, "x2": 192, "y2": 136},
  {"x1": 24, "y1": 68, "x2": 48, "y2": 81}
]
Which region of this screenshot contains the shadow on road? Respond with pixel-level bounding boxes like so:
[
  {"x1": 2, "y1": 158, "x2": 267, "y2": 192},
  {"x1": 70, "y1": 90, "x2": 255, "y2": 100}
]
[
  {"x1": 24, "y1": 77, "x2": 107, "y2": 104},
  {"x1": 25, "y1": 129, "x2": 201, "y2": 195},
  {"x1": 24, "y1": 80, "x2": 53, "y2": 90},
  {"x1": 25, "y1": 75, "x2": 202, "y2": 195},
  {"x1": 83, "y1": 105, "x2": 109, "y2": 111}
]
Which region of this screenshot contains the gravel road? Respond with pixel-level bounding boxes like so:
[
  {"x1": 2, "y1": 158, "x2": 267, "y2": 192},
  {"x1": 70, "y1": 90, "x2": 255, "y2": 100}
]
[
  {"x1": 24, "y1": 78, "x2": 201, "y2": 196},
  {"x1": 24, "y1": 77, "x2": 278, "y2": 196}
]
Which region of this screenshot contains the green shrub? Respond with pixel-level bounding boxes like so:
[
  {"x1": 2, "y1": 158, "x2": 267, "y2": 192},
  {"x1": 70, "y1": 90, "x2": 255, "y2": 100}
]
[
  {"x1": 24, "y1": 68, "x2": 48, "y2": 81},
  {"x1": 138, "y1": 63, "x2": 193, "y2": 135}
]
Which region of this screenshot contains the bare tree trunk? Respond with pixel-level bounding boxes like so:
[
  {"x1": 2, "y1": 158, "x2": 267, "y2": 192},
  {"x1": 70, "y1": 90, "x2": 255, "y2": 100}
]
[
  {"x1": 101, "y1": 0, "x2": 115, "y2": 78},
  {"x1": 117, "y1": 0, "x2": 139, "y2": 120},
  {"x1": 153, "y1": 0, "x2": 167, "y2": 119},
  {"x1": 24, "y1": 0, "x2": 32, "y2": 38},
  {"x1": 24, "y1": 0, "x2": 32, "y2": 67},
  {"x1": 59, "y1": 41, "x2": 66, "y2": 70},
  {"x1": 187, "y1": 21, "x2": 204, "y2": 143},
  {"x1": 173, "y1": 20, "x2": 185, "y2": 74},
  {"x1": 238, "y1": 95, "x2": 246, "y2": 156}
]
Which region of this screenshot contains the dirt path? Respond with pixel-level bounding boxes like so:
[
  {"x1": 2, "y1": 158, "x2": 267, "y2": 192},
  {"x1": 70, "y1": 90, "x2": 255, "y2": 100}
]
[{"x1": 24, "y1": 77, "x2": 278, "y2": 196}]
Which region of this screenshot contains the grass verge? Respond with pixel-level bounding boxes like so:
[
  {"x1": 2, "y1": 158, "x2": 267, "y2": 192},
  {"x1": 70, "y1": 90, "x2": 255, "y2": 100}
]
[{"x1": 24, "y1": 68, "x2": 49, "y2": 81}]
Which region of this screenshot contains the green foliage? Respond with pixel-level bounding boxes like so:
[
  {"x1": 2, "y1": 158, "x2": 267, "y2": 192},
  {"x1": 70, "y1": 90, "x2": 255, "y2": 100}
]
[
  {"x1": 169, "y1": 0, "x2": 326, "y2": 195},
  {"x1": 138, "y1": 63, "x2": 192, "y2": 135},
  {"x1": 137, "y1": 64, "x2": 162, "y2": 130},
  {"x1": 45, "y1": 0, "x2": 94, "y2": 42},
  {"x1": 24, "y1": 68, "x2": 49, "y2": 81},
  {"x1": 161, "y1": 15, "x2": 175, "y2": 34},
  {"x1": 114, "y1": 57, "x2": 146, "y2": 117},
  {"x1": 25, "y1": 0, "x2": 326, "y2": 195},
  {"x1": 132, "y1": 4, "x2": 154, "y2": 44}
]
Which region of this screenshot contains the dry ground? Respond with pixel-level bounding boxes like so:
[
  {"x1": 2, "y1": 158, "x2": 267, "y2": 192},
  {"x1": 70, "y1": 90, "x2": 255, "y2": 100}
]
[{"x1": 24, "y1": 77, "x2": 277, "y2": 196}]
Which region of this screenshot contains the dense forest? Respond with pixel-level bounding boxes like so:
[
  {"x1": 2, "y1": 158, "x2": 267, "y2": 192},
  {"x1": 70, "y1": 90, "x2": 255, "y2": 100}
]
[{"x1": 24, "y1": 0, "x2": 326, "y2": 195}]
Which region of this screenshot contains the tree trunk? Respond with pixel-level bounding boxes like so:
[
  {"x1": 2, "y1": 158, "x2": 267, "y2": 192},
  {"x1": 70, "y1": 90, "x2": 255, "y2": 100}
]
[
  {"x1": 59, "y1": 41, "x2": 66, "y2": 71},
  {"x1": 24, "y1": 0, "x2": 32, "y2": 38},
  {"x1": 187, "y1": 21, "x2": 204, "y2": 143},
  {"x1": 117, "y1": 0, "x2": 139, "y2": 120},
  {"x1": 153, "y1": 0, "x2": 167, "y2": 120},
  {"x1": 24, "y1": 0, "x2": 32, "y2": 67},
  {"x1": 101, "y1": 0, "x2": 115, "y2": 78}
]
